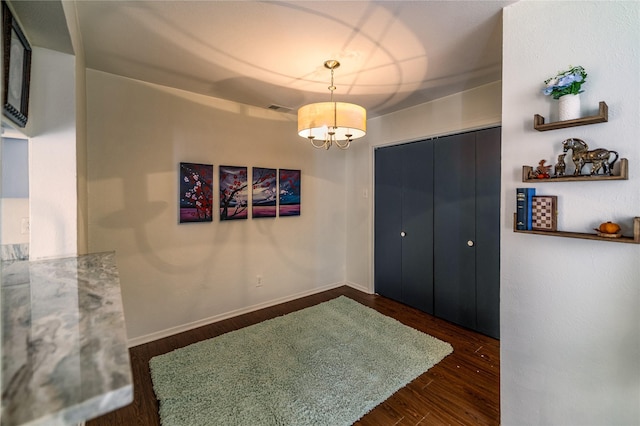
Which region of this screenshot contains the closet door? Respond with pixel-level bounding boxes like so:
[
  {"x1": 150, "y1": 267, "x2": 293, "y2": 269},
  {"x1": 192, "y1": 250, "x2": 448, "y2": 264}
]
[
  {"x1": 433, "y1": 132, "x2": 477, "y2": 329},
  {"x1": 474, "y1": 127, "x2": 501, "y2": 338},
  {"x1": 374, "y1": 141, "x2": 434, "y2": 313},
  {"x1": 374, "y1": 145, "x2": 404, "y2": 302},
  {"x1": 401, "y1": 141, "x2": 434, "y2": 313}
]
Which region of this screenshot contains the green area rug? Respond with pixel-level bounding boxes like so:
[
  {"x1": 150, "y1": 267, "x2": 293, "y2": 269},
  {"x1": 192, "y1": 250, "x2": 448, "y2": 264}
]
[{"x1": 149, "y1": 296, "x2": 453, "y2": 425}]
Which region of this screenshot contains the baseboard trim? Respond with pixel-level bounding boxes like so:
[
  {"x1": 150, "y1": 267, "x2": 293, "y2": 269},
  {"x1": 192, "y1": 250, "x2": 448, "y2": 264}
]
[
  {"x1": 127, "y1": 282, "x2": 346, "y2": 348},
  {"x1": 345, "y1": 281, "x2": 373, "y2": 294}
]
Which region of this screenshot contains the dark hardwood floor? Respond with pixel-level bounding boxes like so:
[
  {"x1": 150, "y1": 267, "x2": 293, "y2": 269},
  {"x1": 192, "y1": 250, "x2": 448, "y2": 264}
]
[{"x1": 87, "y1": 286, "x2": 500, "y2": 426}]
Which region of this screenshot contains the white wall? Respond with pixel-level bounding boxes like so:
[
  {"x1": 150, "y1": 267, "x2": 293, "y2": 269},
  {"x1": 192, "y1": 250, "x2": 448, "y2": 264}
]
[
  {"x1": 1, "y1": 138, "x2": 29, "y2": 198},
  {"x1": 28, "y1": 47, "x2": 78, "y2": 259},
  {"x1": 501, "y1": 2, "x2": 640, "y2": 425},
  {"x1": 1, "y1": 199, "x2": 29, "y2": 245},
  {"x1": 345, "y1": 82, "x2": 502, "y2": 290},
  {"x1": 61, "y1": 0, "x2": 89, "y2": 255},
  {"x1": 86, "y1": 71, "x2": 348, "y2": 345},
  {"x1": 1, "y1": 137, "x2": 29, "y2": 245}
]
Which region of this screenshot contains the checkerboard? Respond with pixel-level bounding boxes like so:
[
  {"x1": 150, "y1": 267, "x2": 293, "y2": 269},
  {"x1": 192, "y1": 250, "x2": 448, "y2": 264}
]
[{"x1": 531, "y1": 195, "x2": 557, "y2": 231}]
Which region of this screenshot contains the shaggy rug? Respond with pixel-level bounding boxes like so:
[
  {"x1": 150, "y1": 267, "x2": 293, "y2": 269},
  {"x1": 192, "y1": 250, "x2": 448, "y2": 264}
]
[{"x1": 149, "y1": 296, "x2": 453, "y2": 425}]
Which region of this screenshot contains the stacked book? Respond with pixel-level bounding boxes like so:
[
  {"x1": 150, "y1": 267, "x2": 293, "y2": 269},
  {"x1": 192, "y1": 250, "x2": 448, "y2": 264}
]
[
  {"x1": 516, "y1": 188, "x2": 558, "y2": 232},
  {"x1": 516, "y1": 188, "x2": 535, "y2": 230}
]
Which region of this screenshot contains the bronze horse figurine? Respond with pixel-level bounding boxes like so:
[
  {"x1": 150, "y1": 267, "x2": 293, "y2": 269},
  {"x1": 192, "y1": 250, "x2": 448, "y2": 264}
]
[{"x1": 562, "y1": 138, "x2": 618, "y2": 176}]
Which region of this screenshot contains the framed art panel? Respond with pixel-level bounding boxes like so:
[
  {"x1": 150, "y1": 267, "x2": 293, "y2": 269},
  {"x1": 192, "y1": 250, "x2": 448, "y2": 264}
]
[
  {"x1": 252, "y1": 167, "x2": 277, "y2": 218},
  {"x1": 2, "y1": 1, "x2": 32, "y2": 128},
  {"x1": 180, "y1": 163, "x2": 213, "y2": 223},
  {"x1": 279, "y1": 169, "x2": 301, "y2": 217},
  {"x1": 220, "y1": 165, "x2": 248, "y2": 220}
]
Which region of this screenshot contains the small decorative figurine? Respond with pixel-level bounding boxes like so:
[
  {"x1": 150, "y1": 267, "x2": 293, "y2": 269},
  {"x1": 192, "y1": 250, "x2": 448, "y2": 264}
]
[
  {"x1": 562, "y1": 138, "x2": 619, "y2": 176},
  {"x1": 534, "y1": 159, "x2": 551, "y2": 179},
  {"x1": 554, "y1": 154, "x2": 566, "y2": 177}
]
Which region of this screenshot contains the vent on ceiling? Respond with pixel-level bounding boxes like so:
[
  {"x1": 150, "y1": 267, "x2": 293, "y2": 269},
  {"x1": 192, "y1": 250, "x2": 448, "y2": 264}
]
[{"x1": 268, "y1": 104, "x2": 293, "y2": 113}]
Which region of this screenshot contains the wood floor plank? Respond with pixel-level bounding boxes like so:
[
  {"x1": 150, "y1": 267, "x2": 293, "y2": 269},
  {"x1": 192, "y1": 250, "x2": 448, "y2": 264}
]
[{"x1": 87, "y1": 286, "x2": 500, "y2": 425}]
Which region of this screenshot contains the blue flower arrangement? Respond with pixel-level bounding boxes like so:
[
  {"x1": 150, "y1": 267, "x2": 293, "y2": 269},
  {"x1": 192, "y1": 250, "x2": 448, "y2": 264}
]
[{"x1": 543, "y1": 65, "x2": 587, "y2": 99}]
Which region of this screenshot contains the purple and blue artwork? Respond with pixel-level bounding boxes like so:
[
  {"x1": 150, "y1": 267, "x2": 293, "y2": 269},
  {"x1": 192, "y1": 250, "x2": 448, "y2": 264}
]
[
  {"x1": 252, "y1": 167, "x2": 277, "y2": 218},
  {"x1": 180, "y1": 162, "x2": 213, "y2": 223},
  {"x1": 220, "y1": 165, "x2": 248, "y2": 220},
  {"x1": 279, "y1": 169, "x2": 301, "y2": 217}
]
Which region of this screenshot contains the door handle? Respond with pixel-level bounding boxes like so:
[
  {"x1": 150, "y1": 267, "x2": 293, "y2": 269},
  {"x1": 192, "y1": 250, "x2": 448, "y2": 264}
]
[
  {"x1": 467, "y1": 240, "x2": 474, "y2": 247},
  {"x1": 400, "y1": 231, "x2": 406, "y2": 237}
]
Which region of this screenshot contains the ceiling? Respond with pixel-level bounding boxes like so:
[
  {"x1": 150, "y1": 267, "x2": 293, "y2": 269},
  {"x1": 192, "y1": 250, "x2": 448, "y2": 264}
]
[{"x1": 10, "y1": 0, "x2": 516, "y2": 119}]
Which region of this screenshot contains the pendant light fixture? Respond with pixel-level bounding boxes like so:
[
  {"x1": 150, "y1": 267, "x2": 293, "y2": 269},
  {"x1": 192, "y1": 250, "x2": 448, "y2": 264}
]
[{"x1": 297, "y1": 60, "x2": 366, "y2": 150}]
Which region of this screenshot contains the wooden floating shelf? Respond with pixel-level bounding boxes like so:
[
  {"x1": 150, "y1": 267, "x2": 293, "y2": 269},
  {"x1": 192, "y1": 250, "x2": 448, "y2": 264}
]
[
  {"x1": 534, "y1": 101, "x2": 608, "y2": 131},
  {"x1": 522, "y1": 158, "x2": 628, "y2": 182},
  {"x1": 512, "y1": 213, "x2": 640, "y2": 244}
]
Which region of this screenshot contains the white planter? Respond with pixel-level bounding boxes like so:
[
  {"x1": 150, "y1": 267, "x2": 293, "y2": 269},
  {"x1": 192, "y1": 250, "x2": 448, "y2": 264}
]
[{"x1": 558, "y1": 94, "x2": 581, "y2": 121}]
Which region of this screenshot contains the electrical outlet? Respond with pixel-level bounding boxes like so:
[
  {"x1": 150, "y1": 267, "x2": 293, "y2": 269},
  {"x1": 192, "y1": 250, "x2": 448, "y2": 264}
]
[
  {"x1": 20, "y1": 218, "x2": 29, "y2": 235},
  {"x1": 256, "y1": 275, "x2": 263, "y2": 287}
]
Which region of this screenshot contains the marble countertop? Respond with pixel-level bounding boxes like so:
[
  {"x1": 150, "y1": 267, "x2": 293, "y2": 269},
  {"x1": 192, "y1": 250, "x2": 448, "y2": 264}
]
[{"x1": 1, "y1": 252, "x2": 133, "y2": 426}]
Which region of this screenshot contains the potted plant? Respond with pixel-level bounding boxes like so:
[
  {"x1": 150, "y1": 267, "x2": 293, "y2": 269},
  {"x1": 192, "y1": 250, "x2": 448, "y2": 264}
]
[{"x1": 542, "y1": 65, "x2": 587, "y2": 121}]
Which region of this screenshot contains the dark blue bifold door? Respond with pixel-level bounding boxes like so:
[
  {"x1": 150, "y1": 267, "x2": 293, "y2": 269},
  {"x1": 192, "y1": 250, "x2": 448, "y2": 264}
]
[
  {"x1": 375, "y1": 128, "x2": 500, "y2": 339},
  {"x1": 433, "y1": 132, "x2": 477, "y2": 330},
  {"x1": 474, "y1": 127, "x2": 501, "y2": 338},
  {"x1": 374, "y1": 145, "x2": 404, "y2": 303},
  {"x1": 375, "y1": 140, "x2": 434, "y2": 314},
  {"x1": 400, "y1": 141, "x2": 434, "y2": 314}
]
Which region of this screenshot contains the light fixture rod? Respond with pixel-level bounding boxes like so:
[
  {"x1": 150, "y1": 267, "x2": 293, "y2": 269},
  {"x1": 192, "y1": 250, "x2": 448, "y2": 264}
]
[{"x1": 325, "y1": 60, "x2": 339, "y2": 103}]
